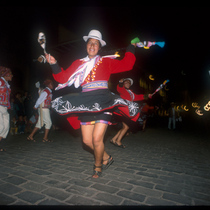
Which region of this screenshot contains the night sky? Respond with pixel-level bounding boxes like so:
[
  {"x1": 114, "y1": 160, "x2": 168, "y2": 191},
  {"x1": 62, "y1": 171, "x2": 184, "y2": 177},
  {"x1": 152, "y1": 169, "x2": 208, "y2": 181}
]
[{"x1": 0, "y1": 7, "x2": 210, "y2": 104}]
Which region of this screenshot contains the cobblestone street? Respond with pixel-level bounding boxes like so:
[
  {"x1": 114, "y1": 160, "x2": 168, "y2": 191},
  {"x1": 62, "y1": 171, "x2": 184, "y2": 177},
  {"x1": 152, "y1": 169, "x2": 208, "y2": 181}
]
[{"x1": 0, "y1": 121, "x2": 210, "y2": 206}]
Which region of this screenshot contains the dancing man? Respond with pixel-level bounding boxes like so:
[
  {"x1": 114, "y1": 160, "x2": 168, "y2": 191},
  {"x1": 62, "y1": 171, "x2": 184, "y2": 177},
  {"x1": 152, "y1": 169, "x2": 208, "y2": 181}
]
[
  {"x1": 0, "y1": 66, "x2": 13, "y2": 151},
  {"x1": 27, "y1": 79, "x2": 53, "y2": 142},
  {"x1": 45, "y1": 30, "x2": 138, "y2": 178},
  {"x1": 110, "y1": 78, "x2": 152, "y2": 148}
]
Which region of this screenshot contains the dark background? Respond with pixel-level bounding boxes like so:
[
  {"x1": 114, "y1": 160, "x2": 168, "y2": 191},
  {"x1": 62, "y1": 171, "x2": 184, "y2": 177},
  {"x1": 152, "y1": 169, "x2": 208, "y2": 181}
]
[{"x1": 0, "y1": 7, "x2": 210, "y2": 107}]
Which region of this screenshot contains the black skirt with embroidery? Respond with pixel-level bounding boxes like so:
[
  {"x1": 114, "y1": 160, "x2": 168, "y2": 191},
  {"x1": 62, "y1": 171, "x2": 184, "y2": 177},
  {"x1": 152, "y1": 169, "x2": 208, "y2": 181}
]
[{"x1": 51, "y1": 89, "x2": 139, "y2": 118}]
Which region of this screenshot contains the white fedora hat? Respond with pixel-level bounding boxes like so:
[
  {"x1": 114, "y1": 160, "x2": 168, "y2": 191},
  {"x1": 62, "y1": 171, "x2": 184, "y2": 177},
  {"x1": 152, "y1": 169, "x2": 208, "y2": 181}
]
[
  {"x1": 83, "y1": 30, "x2": 106, "y2": 47},
  {"x1": 124, "y1": 78, "x2": 133, "y2": 86}
]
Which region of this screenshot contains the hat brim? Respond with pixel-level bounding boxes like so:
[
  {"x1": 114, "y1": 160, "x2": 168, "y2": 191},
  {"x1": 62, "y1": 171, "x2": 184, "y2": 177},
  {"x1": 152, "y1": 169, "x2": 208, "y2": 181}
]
[
  {"x1": 83, "y1": 35, "x2": 106, "y2": 47},
  {"x1": 124, "y1": 78, "x2": 133, "y2": 86}
]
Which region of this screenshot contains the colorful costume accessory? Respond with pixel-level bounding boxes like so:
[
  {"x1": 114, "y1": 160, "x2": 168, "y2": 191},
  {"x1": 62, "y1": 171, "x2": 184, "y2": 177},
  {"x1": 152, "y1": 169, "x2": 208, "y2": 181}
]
[
  {"x1": 137, "y1": 41, "x2": 165, "y2": 49},
  {"x1": 131, "y1": 37, "x2": 165, "y2": 49},
  {"x1": 151, "y1": 80, "x2": 169, "y2": 96}
]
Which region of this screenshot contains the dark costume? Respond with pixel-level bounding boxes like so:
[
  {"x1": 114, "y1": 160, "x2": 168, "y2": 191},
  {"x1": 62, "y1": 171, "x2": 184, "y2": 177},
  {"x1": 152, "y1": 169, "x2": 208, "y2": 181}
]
[{"x1": 50, "y1": 45, "x2": 138, "y2": 129}]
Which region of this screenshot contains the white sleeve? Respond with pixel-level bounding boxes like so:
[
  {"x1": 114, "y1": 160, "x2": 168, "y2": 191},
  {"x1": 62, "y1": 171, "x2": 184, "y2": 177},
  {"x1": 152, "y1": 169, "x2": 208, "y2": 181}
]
[{"x1": 34, "y1": 91, "x2": 48, "y2": 108}]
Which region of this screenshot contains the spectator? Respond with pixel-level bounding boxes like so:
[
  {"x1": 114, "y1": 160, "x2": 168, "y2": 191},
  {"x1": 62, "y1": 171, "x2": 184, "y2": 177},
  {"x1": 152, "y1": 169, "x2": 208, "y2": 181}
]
[
  {"x1": 10, "y1": 117, "x2": 18, "y2": 135},
  {"x1": 0, "y1": 66, "x2": 13, "y2": 151},
  {"x1": 17, "y1": 115, "x2": 26, "y2": 134},
  {"x1": 14, "y1": 92, "x2": 25, "y2": 117},
  {"x1": 168, "y1": 102, "x2": 178, "y2": 130}
]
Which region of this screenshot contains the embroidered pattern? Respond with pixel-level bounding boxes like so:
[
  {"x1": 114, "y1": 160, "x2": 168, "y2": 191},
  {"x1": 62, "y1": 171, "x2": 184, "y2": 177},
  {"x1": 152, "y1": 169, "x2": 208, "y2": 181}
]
[
  {"x1": 85, "y1": 58, "x2": 103, "y2": 83},
  {"x1": 112, "y1": 98, "x2": 139, "y2": 116},
  {"x1": 51, "y1": 95, "x2": 139, "y2": 116},
  {"x1": 51, "y1": 96, "x2": 102, "y2": 114}
]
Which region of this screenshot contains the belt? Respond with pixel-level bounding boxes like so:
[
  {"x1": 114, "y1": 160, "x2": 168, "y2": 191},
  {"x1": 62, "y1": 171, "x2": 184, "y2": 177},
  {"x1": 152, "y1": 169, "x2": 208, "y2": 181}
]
[{"x1": 82, "y1": 81, "x2": 108, "y2": 92}]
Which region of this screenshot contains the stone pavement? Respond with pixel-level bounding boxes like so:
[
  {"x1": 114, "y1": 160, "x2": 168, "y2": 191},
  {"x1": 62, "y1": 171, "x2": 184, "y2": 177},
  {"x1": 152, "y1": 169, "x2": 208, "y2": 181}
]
[{"x1": 0, "y1": 123, "x2": 210, "y2": 206}]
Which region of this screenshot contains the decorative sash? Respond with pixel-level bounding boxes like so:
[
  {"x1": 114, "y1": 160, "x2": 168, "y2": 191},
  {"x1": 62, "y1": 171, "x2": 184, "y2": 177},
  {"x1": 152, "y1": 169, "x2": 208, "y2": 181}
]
[
  {"x1": 55, "y1": 54, "x2": 119, "y2": 91},
  {"x1": 126, "y1": 89, "x2": 135, "y2": 101},
  {"x1": 55, "y1": 55, "x2": 100, "y2": 90}
]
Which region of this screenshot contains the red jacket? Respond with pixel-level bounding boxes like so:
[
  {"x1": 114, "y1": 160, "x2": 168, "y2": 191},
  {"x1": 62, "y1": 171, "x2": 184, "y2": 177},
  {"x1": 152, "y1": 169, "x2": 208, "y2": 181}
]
[
  {"x1": 117, "y1": 85, "x2": 144, "y2": 102},
  {"x1": 0, "y1": 77, "x2": 11, "y2": 109},
  {"x1": 53, "y1": 52, "x2": 136, "y2": 86},
  {"x1": 53, "y1": 52, "x2": 136, "y2": 130}
]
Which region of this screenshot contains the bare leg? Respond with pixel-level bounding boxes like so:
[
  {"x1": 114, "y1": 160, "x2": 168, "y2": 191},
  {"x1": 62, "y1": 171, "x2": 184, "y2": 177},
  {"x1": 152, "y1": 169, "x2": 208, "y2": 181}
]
[
  {"x1": 92, "y1": 123, "x2": 108, "y2": 167},
  {"x1": 81, "y1": 123, "x2": 110, "y2": 178},
  {"x1": 110, "y1": 129, "x2": 121, "y2": 143},
  {"x1": 142, "y1": 119, "x2": 147, "y2": 131},
  {"x1": 0, "y1": 136, "x2": 4, "y2": 151},
  {"x1": 115, "y1": 122, "x2": 129, "y2": 146},
  {"x1": 27, "y1": 127, "x2": 39, "y2": 141},
  {"x1": 43, "y1": 129, "x2": 50, "y2": 141}
]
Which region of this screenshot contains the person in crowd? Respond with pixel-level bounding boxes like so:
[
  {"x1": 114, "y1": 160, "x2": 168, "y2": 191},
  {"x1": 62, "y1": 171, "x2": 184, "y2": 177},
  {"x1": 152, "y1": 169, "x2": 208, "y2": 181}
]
[
  {"x1": 45, "y1": 29, "x2": 138, "y2": 178},
  {"x1": 27, "y1": 79, "x2": 53, "y2": 142},
  {"x1": 9, "y1": 97, "x2": 16, "y2": 119},
  {"x1": 168, "y1": 102, "x2": 178, "y2": 130},
  {"x1": 25, "y1": 113, "x2": 38, "y2": 133},
  {"x1": 110, "y1": 78, "x2": 152, "y2": 148},
  {"x1": 10, "y1": 116, "x2": 18, "y2": 135},
  {"x1": 14, "y1": 92, "x2": 25, "y2": 117},
  {"x1": 0, "y1": 66, "x2": 13, "y2": 151},
  {"x1": 17, "y1": 115, "x2": 26, "y2": 134},
  {"x1": 23, "y1": 91, "x2": 33, "y2": 120}
]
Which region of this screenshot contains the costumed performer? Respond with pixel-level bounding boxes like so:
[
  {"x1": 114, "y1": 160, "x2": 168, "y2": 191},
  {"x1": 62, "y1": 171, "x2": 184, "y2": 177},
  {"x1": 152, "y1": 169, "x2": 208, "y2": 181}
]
[
  {"x1": 27, "y1": 79, "x2": 53, "y2": 142},
  {"x1": 0, "y1": 66, "x2": 13, "y2": 152},
  {"x1": 45, "y1": 29, "x2": 138, "y2": 178},
  {"x1": 110, "y1": 78, "x2": 152, "y2": 148}
]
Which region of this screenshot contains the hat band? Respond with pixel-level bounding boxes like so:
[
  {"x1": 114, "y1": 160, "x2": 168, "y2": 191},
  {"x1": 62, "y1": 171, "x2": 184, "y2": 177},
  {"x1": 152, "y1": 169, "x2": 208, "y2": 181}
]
[{"x1": 87, "y1": 35, "x2": 101, "y2": 40}]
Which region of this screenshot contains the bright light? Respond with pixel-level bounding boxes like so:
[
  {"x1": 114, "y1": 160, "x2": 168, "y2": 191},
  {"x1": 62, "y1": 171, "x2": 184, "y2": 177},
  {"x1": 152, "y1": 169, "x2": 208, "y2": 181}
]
[
  {"x1": 183, "y1": 105, "x2": 189, "y2": 111},
  {"x1": 204, "y1": 101, "x2": 210, "y2": 111},
  {"x1": 195, "y1": 109, "x2": 203, "y2": 116},
  {"x1": 149, "y1": 75, "x2": 155, "y2": 81},
  {"x1": 192, "y1": 102, "x2": 200, "y2": 108}
]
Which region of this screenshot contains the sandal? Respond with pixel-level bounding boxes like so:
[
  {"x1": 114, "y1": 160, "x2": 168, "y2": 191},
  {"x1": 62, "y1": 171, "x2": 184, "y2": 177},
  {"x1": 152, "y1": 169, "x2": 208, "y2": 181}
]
[
  {"x1": 114, "y1": 143, "x2": 126, "y2": 149},
  {"x1": 102, "y1": 155, "x2": 114, "y2": 170},
  {"x1": 110, "y1": 139, "x2": 125, "y2": 149},
  {"x1": 27, "y1": 136, "x2": 35, "y2": 142},
  {"x1": 110, "y1": 139, "x2": 116, "y2": 145},
  {"x1": 92, "y1": 165, "x2": 102, "y2": 178},
  {"x1": 43, "y1": 139, "x2": 53, "y2": 142}
]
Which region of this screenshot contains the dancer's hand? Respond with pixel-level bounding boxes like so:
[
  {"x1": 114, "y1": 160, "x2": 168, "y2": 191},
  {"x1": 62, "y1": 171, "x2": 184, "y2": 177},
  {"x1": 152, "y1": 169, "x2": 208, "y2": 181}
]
[
  {"x1": 131, "y1": 37, "x2": 140, "y2": 48},
  {"x1": 45, "y1": 53, "x2": 57, "y2": 64},
  {"x1": 148, "y1": 94, "x2": 152, "y2": 99}
]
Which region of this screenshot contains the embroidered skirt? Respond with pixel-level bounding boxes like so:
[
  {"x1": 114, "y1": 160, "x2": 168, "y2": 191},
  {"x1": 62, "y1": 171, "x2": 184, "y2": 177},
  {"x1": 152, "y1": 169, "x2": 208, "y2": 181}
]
[{"x1": 51, "y1": 89, "x2": 139, "y2": 118}]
